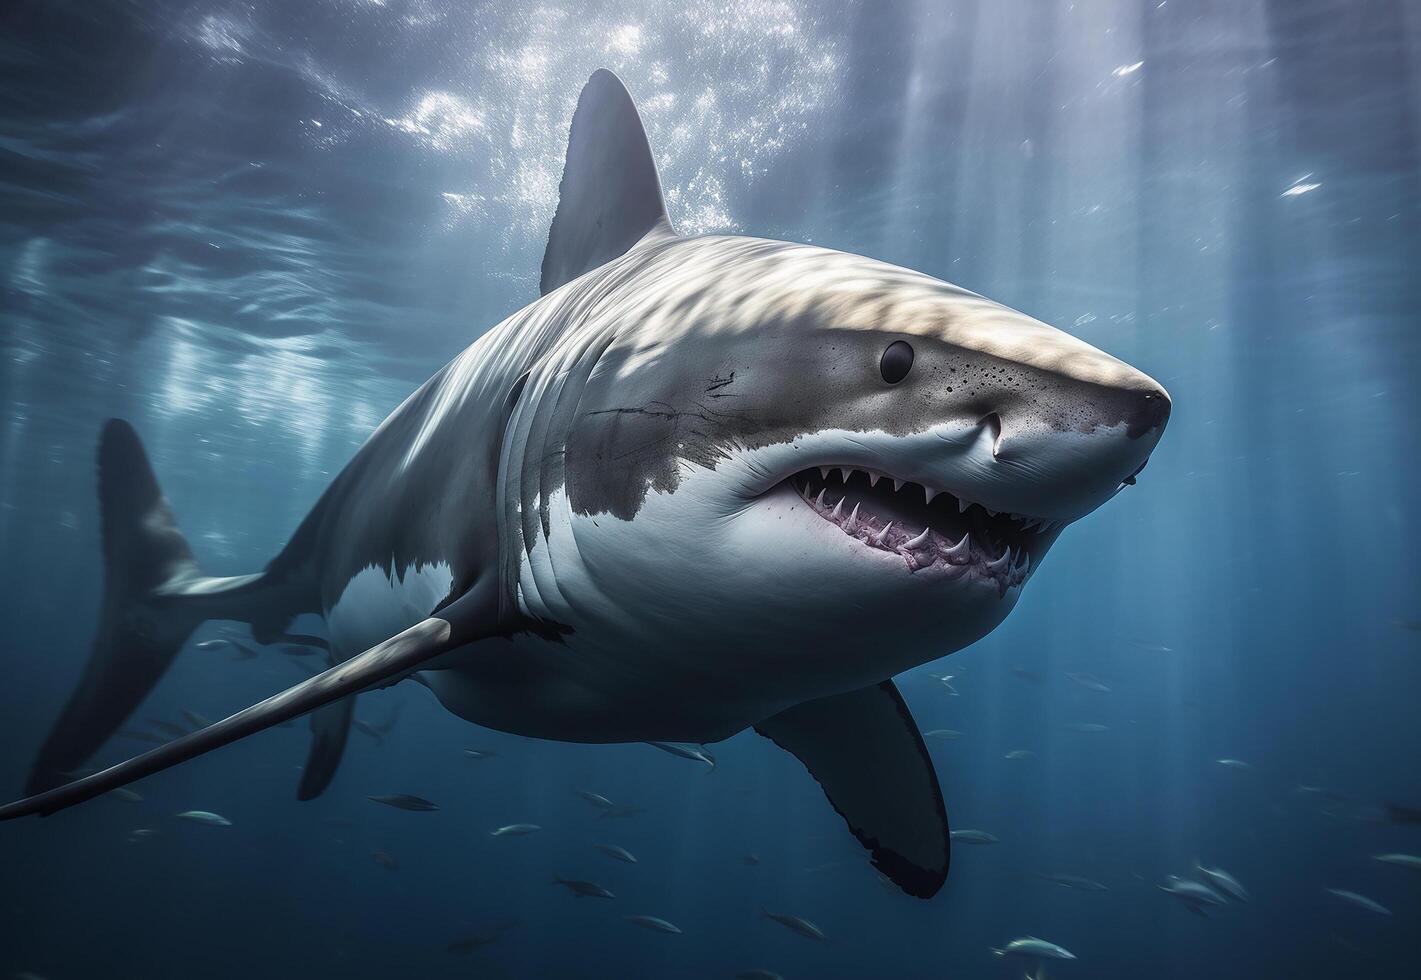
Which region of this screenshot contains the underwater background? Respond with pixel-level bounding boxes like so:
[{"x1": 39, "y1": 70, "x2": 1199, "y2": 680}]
[{"x1": 2, "y1": 0, "x2": 1418, "y2": 977}]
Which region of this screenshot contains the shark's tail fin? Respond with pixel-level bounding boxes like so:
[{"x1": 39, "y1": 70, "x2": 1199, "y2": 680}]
[
  {"x1": 26, "y1": 421, "x2": 205, "y2": 792},
  {"x1": 25, "y1": 420, "x2": 308, "y2": 794}
]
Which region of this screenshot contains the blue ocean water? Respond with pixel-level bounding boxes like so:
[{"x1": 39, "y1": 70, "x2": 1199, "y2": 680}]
[{"x1": 1, "y1": 1, "x2": 1418, "y2": 977}]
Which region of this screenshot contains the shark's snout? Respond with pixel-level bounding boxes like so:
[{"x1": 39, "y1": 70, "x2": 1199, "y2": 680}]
[
  {"x1": 1128, "y1": 385, "x2": 1172, "y2": 439},
  {"x1": 972, "y1": 366, "x2": 1170, "y2": 523}
]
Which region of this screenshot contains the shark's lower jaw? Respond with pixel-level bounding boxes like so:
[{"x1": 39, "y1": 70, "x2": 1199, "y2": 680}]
[{"x1": 785, "y1": 466, "x2": 1062, "y2": 596}]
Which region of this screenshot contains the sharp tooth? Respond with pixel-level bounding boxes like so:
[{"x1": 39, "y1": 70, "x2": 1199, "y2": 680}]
[
  {"x1": 872, "y1": 521, "x2": 894, "y2": 546},
  {"x1": 925, "y1": 488, "x2": 942, "y2": 505},
  {"x1": 820, "y1": 467, "x2": 831, "y2": 481},
  {"x1": 987, "y1": 549, "x2": 1011, "y2": 575},
  {"x1": 958, "y1": 497, "x2": 971, "y2": 514},
  {"x1": 838, "y1": 467, "x2": 852, "y2": 483},
  {"x1": 944, "y1": 533, "x2": 971, "y2": 562},
  {"x1": 847, "y1": 503, "x2": 860, "y2": 529},
  {"x1": 892, "y1": 478, "x2": 904, "y2": 493},
  {"x1": 868, "y1": 472, "x2": 881, "y2": 487},
  {"x1": 903, "y1": 526, "x2": 932, "y2": 551},
  {"x1": 814, "y1": 489, "x2": 826, "y2": 509},
  {"x1": 830, "y1": 497, "x2": 844, "y2": 519}
]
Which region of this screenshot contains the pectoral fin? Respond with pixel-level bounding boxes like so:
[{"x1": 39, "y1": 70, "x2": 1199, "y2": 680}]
[
  {"x1": 297, "y1": 686, "x2": 354, "y2": 801},
  {"x1": 756, "y1": 680, "x2": 949, "y2": 898},
  {"x1": 1, "y1": 580, "x2": 500, "y2": 820}
]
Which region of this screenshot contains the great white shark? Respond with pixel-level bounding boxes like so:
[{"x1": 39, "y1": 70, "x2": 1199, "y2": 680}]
[{"x1": 0, "y1": 69, "x2": 1170, "y2": 898}]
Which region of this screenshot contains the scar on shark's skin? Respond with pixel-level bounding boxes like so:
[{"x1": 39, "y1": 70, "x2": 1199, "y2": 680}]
[
  {"x1": 705, "y1": 372, "x2": 736, "y2": 395},
  {"x1": 1, "y1": 68, "x2": 1170, "y2": 903},
  {"x1": 582, "y1": 401, "x2": 767, "y2": 464}
]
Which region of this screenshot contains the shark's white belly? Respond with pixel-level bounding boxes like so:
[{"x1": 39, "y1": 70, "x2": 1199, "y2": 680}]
[{"x1": 326, "y1": 561, "x2": 455, "y2": 657}]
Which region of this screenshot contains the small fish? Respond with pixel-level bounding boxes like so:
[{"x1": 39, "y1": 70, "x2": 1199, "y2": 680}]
[
  {"x1": 576, "y1": 790, "x2": 617, "y2": 810},
  {"x1": 1065, "y1": 671, "x2": 1111, "y2": 692},
  {"x1": 444, "y1": 922, "x2": 516, "y2": 955},
  {"x1": 950, "y1": 829, "x2": 998, "y2": 844},
  {"x1": 1215, "y1": 758, "x2": 1251, "y2": 770},
  {"x1": 1295, "y1": 784, "x2": 1348, "y2": 804},
  {"x1": 1327, "y1": 889, "x2": 1391, "y2": 915},
  {"x1": 552, "y1": 876, "x2": 614, "y2": 899},
  {"x1": 129, "y1": 828, "x2": 157, "y2": 838},
  {"x1": 372, "y1": 850, "x2": 397, "y2": 870},
  {"x1": 923, "y1": 729, "x2": 961, "y2": 740},
  {"x1": 491, "y1": 823, "x2": 542, "y2": 837},
  {"x1": 195, "y1": 638, "x2": 258, "y2": 660},
  {"x1": 1384, "y1": 802, "x2": 1421, "y2": 825},
  {"x1": 367, "y1": 794, "x2": 439, "y2": 811},
  {"x1": 1064, "y1": 723, "x2": 1109, "y2": 733},
  {"x1": 176, "y1": 810, "x2": 232, "y2": 826},
  {"x1": 148, "y1": 720, "x2": 191, "y2": 738},
  {"x1": 1159, "y1": 876, "x2": 1225, "y2": 915},
  {"x1": 927, "y1": 672, "x2": 959, "y2": 695},
  {"x1": 107, "y1": 787, "x2": 143, "y2": 802},
  {"x1": 599, "y1": 804, "x2": 644, "y2": 819},
  {"x1": 624, "y1": 915, "x2": 681, "y2": 934},
  {"x1": 741, "y1": 853, "x2": 762, "y2": 866},
  {"x1": 280, "y1": 632, "x2": 330, "y2": 651},
  {"x1": 352, "y1": 719, "x2": 383, "y2": 741},
  {"x1": 991, "y1": 936, "x2": 1076, "y2": 962},
  {"x1": 1197, "y1": 863, "x2": 1248, "y2": 902},
  {"x1": 762, "y1": 909, "x2": 827, "y2": 941},
  {"x1": 1010, "y1": 665, "x2": 1042, "y2": 683},
  {"x1": 463, "y1": 748, "x2": 497, "y2": 759},
  {"x1": 1374, "y1": 853, "x2": 1421, "y2": 873},
  {"x1": 180, "y1": 709, "x2": 213, "y2": 730},
  {"x1": 1038, "y1": 873, "x2": 1108, "y2": 891},
  {"x1": 596, "y1": 843, "x2": 638, "y2": 864},
  {"x1": 1129, "y1": 639, "x2": 1175, "y2": 653},
  {"x1": 644, "y1": 741, "x2": 717, "y2": 769},
  {"x1": 736, "y1": 971, "x2": 785, "y2": 980},
  {"x1": 1005, "y1": 749, "x2": 1035, "y2": 760},
  {"x1": 368, "y1": 705, "x2": 400, "y2": 736}
]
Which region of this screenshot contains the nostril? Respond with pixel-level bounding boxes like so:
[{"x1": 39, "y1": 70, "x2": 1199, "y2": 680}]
[
  {"x1": 1127, "y1": 388, "x2": 1171, "y2": 439},
  {"x1": 979, "y1": 412, "x2": 1004, "y2": 457}
]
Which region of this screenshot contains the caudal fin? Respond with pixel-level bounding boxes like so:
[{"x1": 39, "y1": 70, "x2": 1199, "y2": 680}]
[{"x1": 25, "y1": 420, "x2": 204, "y2": 793}]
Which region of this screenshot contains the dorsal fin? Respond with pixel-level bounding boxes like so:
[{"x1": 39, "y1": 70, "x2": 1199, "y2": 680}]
[{"x1": 540, "y1": 69, "x2": 674, "y2": 295}]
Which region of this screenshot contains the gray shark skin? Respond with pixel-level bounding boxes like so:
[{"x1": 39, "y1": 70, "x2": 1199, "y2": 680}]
[{"x1": 0, "y1": 69, "x2": 1169, "y2": 900}]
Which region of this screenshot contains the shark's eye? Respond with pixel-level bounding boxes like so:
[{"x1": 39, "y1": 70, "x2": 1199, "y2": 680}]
[{"x1": 880, "y1": 340, "x2": 915, "y2": 384}]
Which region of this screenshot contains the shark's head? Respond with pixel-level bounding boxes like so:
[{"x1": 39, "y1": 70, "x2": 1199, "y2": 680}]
[
  {"x1": 510, "y1": 69, "x2": 1170, "y2": 718},
  {"x1": 544, "y1": 238, "x2": 1167, "y2": 697}
]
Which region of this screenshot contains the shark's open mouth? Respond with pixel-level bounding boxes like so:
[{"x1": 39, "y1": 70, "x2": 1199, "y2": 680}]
[{"x1": 785, "y1": 467, "x2": 1061, "y2": 595}]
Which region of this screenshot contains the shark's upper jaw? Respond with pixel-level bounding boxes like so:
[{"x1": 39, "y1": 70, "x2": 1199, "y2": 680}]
[{"x1": 779, "y1": 465, "x2": 1061, "y2": 596}]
